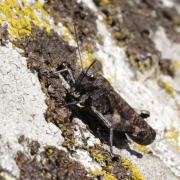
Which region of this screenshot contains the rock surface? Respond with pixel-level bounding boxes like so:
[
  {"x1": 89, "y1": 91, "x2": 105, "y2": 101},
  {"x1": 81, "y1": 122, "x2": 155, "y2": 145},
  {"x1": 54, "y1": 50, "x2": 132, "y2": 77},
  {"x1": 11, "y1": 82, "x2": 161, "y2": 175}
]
[{"x1": 0, "y1": 0, "x2": 180, "y2": 179}]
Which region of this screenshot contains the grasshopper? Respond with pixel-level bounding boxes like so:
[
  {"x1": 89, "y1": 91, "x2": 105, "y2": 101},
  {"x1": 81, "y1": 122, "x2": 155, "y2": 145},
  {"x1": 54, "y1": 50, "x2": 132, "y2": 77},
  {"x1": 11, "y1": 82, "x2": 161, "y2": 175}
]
[{"x1": 55, "y1": 26, "x2": 156, "y2": 156}]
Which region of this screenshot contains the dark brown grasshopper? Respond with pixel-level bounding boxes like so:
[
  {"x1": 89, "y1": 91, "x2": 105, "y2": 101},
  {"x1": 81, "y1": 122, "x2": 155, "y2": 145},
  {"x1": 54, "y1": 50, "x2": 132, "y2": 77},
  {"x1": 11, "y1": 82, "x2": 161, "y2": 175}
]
[{"x1": 55, "y1": 26, "x2": 156, "y2": 155}]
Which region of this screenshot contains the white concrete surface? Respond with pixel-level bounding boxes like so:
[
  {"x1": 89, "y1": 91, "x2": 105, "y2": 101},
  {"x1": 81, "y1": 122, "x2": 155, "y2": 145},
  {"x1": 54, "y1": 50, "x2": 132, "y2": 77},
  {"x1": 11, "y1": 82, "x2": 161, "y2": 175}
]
[{"x1": 0, "y1": 44, "x2": 64, "y2": 177}]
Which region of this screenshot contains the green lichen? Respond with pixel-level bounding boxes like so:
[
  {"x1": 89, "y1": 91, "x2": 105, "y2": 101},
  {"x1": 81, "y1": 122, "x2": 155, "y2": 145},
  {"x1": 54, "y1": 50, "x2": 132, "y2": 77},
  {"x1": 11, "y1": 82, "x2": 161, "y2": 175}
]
[{"x1": 159, "y1": 81, "x2": 174, "y2": 95}]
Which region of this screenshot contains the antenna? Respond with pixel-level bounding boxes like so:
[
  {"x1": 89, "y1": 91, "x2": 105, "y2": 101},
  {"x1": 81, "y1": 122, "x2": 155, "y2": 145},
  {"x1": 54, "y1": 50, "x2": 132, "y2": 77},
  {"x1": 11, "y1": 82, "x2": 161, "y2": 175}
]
[
  {"x1": 74, "y1": 24, "x2": 83, "y2": 72},
  {"x1": 84, "y1": 59, "x2": 97, "y2": 76},
  {"x1": 73, "y1": 24, "x2": 97, "y2": 85},
  {"x1": 77, "y1": 59, "x2": 97, "y2": 84}
]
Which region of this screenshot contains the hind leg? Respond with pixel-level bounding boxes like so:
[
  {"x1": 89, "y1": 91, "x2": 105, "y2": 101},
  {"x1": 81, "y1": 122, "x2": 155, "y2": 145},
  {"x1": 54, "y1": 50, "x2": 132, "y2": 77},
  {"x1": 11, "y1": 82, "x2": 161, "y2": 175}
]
[{"x1": 90, "y1": 106, "x2": 120, "y2": 157}]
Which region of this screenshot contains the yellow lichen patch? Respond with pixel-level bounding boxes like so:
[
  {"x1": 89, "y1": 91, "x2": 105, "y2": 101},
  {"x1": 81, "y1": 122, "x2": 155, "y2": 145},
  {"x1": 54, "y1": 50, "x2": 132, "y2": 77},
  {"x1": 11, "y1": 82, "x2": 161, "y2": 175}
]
[
  {"x1": 106, "y1": 164, "x2": 113, "y2": 170},
  {"x1": 63, "y1": 26, "x2": 74, "y2": 41},
  {"x1": 129, "y1": 52, "x2": 153, "y2": 73},
  {"x1": 40, "y1": 80, "x2": 49, "y2": 97},
  {"x1": 134, "y1": 144, "x2": 152, "y2": 154},
  {"x1": 164, "y1": 127, "x2": 180, "y2": 151},
  {"x1": 112, "y1": 31, "x2": 130, "y2": 47},
  {"x1": 173, "y1": 16, "x2": 180, "y2": 25},
  {"x1": 122, "y1": 158, "x2": 144, "y2": 180},
  {"x1": 81, "y1": 49, "x2": 96, "y2": 68},
  {"x1": 0, "y1": 171, "x2": 16, "y2": 180},
  {"x1": 89, "y1": 144, "x2": 111, "y2": 166},
  {"x1": 99, "y1": 0, "x2": 111, "y2": 5},
  {"x1": 91, "y1": 170, "x2": 117, "y2": 180},
  {"x1": 159, "y1": 81, "x2": 174, "y2": 95},
  {"x1": 105, "y1": 76, "x2": 113, "y2": 84},
  {"x1": 0, "y1": 0, "x2": 51, "y2": 38},
  {"x1": 96, "y1": 34, "x2": 104, "y2": 45},
  {"x1": 175, "y1": 61, "x2": 180, "y2": 68},
  {"x1": 0, "y1": 16, "x2": 2, "y2": 24},
  {"x1": 90, "y1": 147, "x2": 104, "y2": 163}
]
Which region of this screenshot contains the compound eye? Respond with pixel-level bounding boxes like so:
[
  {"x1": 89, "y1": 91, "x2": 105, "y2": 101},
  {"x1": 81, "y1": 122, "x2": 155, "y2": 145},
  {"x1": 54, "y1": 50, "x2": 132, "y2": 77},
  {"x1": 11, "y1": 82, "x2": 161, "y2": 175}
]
[
  {"x1": 87, "y1": 73, "x2": 95, "y2": 80},
  {"x1": 72, "y1": 92, "x2": 80, "y2": 98}
]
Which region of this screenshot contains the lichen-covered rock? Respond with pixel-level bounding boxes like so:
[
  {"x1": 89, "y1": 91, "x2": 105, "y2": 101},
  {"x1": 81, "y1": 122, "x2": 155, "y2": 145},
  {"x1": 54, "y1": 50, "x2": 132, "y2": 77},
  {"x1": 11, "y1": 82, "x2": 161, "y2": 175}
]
[
  {"x1": 15, "y1": 146, "x2": 92, "y2": 180},
  {"x1": 0, "y1": 0, "x2": 180, "y2": 180}
]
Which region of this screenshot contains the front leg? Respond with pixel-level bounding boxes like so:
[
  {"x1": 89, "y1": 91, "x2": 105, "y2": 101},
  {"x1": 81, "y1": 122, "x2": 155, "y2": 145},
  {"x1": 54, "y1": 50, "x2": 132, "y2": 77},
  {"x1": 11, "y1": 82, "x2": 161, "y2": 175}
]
[{"x1": 54, "y1": 63, "x2": 76, "y2": 85}]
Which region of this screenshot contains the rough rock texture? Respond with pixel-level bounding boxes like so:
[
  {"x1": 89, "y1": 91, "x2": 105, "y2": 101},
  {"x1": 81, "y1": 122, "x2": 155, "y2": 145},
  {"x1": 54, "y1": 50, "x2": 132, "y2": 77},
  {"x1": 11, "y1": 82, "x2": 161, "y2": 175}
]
[
  {"x1": 14, "y1": 25, "x2": 130, "y2": 180},
  {"x1": 15, "y1": 146, "x2": 92, "y2": 180},
  {"x1": 45, "y1": 0, "x2": 98, "y2": 49},
  {"x1": 0, "y1": 0, "x2": 180, "y2": 179}
]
